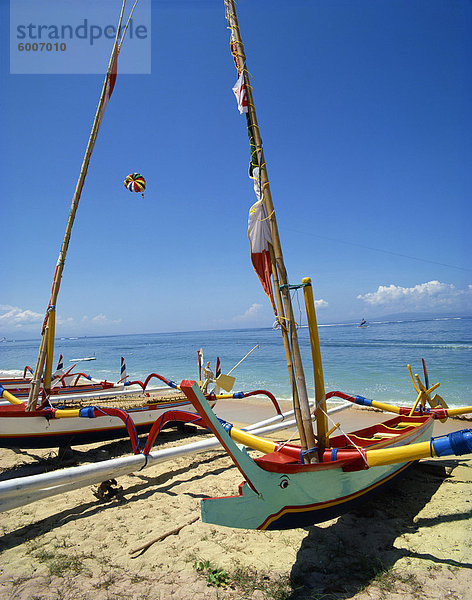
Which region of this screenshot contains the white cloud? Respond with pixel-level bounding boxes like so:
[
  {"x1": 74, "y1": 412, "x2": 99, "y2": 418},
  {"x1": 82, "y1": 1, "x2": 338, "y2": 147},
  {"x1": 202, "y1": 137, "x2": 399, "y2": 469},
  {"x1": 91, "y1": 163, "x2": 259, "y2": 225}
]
[
  {"x1": 81, "y1": 314, "x2": 122, "y2": 325},
  {"x1": 232, "y1": 299, "x2": 328, "y2": 326},
  {"x1": 57, "y1": 316, "x2": 74, "y2": 326},
  {"x1": 0, "y1": 304, "x2": 122, "y2": 334},
  {"x1": 0, "y1": 304, "x2": 42, "y2": 329},
  {"x1": 233, "y1": 303, "x2": 264, "y2": 323},
  {"x1": 357, "y1": 280, "x2": 472, "y2": 312},
  {"x1": 231, "y1": 299, "x2": 328, "y2": 327}
]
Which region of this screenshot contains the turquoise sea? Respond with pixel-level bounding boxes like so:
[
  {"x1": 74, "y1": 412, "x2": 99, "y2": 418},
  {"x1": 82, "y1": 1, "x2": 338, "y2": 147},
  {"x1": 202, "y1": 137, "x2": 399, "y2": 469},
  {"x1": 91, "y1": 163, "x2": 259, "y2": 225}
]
[{"x1": 1, "y1": 317, "x2": 470, "y2": 408}]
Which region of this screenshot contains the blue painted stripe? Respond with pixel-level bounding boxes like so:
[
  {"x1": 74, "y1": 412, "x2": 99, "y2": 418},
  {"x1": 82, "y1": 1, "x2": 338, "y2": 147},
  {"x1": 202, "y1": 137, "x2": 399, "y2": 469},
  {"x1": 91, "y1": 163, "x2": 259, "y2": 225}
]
[
  {"x1": 217, "y1": 418, "x2": 233, "y2": 434},
  {"x1": 432, "y1": 429, "x2": 472, "y2": 457},
  {"x1": 354, "y1": 395, "x2": 373, "y2": 407},
  {"x1": 79, "y1": 407, "x2": 96, "y2": 418}
]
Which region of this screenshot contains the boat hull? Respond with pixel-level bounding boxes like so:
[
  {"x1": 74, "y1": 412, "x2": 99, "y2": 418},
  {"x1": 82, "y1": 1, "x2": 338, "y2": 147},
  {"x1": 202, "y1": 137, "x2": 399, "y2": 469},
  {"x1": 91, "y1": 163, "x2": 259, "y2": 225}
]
[
  {"x1": 202, "y1": 417, "x2": 433, "y2": 530},
  {"x1": 0, "y1": 399, "x2": 209, "y2": 449},
  {"x1": 179, "y1": 379, "x2": 436, "y2": 530},
  {"x1": 0, "y1": 380, "x2": 121, "y2": 401}
]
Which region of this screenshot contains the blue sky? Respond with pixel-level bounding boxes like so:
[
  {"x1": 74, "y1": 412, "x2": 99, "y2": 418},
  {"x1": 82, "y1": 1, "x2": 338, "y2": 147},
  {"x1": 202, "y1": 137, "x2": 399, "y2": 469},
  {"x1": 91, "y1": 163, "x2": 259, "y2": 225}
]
[{"x1": 1, "y1": 0, "x2": 471, "y2": 339}]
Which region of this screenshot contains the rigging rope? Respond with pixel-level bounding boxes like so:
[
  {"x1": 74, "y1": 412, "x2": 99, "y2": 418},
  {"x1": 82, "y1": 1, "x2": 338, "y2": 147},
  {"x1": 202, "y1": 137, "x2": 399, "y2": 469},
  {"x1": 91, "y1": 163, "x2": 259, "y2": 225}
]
[{"x1": 313, "y1": 395, "x2": 370, "y2": 468}]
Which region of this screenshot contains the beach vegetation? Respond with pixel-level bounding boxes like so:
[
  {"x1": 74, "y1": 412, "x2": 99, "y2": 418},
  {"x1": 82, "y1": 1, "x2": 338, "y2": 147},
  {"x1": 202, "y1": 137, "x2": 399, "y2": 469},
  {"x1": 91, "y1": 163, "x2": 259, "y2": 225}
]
[
  {"x1": 193, "y1": 558, "x2": 292, "y2": 599},
  {"x1": 364, "y1": 568, "x2": 423, "y2": 600},
  {"x1": 398, "y1": 571, "x2": 423, "y2": 595},
  {"x1": 43, "y1": 550, "x2": 90, "y2": 577},
  {"x1": 130, "y1": 572, "x2": 149, "y2": 584},
  {"x1": 372, "y1": 566, "x2": 396, "y2": 594},
  {"x1": 93, "y1": 570, "x2": 120, "y2": 590},
  {"x1": 193, "y1": 559, "x2": 231, "y2": 587},
  {"x1": 9, "y1": 575, "x2": 31, "y2": 590},
  {"x1": 26, "y1": 539, "x2": 93, "y2": 578},
  {"x1": 231, "y1": 565, "x2": 292, "y2": 599}
]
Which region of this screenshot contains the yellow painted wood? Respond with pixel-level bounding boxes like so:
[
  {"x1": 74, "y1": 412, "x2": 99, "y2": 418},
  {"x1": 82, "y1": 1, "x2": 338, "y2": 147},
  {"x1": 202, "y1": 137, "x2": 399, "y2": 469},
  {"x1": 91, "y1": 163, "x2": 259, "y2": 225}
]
[
  {"x1": 43, "y1": 309, "x2": 56, "y2": 392},
  {"x1": 408, "y1": 391, "x2": 424, "y2": 416},
  {"x1": 229, "y1": 429, "x2": 278, "y2": 455},
  {"x1": 366, "y1": 441, "x2": 435, "y2": 467},
  {"x1": 302, "y1": 277, "x2": 329, "y2": 452},
  {"x1": 215, "y1": 373, "x2": 236, "y2": 392},
  {"x1": 441, "y1": 405, "x2": 472, "y2": 417},
  {"x1": 407, "y1": 364, "x2": 420, "y2": 393},
  {"x1": 368, "y1": 400, "x2": 402, "y2": 414},
  {"x1": 1, "y1": 389, "x2": 24, "y2": 405},
  {"x1": 53, "y1": 409, "x2": 81, "y2": 419}
]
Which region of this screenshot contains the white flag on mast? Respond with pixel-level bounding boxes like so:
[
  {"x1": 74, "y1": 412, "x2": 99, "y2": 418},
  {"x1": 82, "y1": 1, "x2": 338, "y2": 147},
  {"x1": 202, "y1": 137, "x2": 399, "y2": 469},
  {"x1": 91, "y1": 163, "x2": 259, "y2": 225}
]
[
  {"x1": 96, "y1": 44, "x2": 119, "y2": 127},
  {"x1": 248, "y1": 169, "x2": 277, "y2": 315},
  {"x1": 232, "y1": 71, "x2": 248, "y2": 114}
]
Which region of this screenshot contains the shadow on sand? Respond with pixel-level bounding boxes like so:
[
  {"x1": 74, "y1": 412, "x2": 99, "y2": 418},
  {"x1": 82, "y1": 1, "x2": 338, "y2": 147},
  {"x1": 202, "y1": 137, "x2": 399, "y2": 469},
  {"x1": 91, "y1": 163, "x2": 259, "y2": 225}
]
[
  {"x1": 0, "y1": 427, "x2": 230, "y2": 554},
  {"x1": 288, "y1": 460, "x2": 472, "y2": 599}
]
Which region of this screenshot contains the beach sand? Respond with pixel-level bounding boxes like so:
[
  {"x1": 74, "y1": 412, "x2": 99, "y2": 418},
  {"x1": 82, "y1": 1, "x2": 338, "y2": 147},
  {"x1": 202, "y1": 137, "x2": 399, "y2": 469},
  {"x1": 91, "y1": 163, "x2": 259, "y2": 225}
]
[{"x1": 0, "y1": 401, "x2": 471, "y2": 600}]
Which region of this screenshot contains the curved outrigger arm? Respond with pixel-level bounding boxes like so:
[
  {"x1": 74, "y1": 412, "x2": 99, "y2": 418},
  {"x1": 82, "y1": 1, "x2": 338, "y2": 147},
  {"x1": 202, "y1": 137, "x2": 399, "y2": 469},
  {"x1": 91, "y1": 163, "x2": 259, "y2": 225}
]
[
  {"x1": 179, "y1": 379, "x2": 472, "y2": 530},
  {"x1": 180, "y1": 380, "x2": 472, "y2": 469},
  {"x1": 329, "y1": 390, "x2": 472, "y2": 420}
]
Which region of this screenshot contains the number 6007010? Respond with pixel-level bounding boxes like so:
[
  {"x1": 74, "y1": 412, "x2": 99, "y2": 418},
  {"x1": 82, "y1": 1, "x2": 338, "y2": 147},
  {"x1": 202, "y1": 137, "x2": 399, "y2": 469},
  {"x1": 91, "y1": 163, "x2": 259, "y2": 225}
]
[{"x1": 18, "y1": 42, "x2": 66, "y2": 51}]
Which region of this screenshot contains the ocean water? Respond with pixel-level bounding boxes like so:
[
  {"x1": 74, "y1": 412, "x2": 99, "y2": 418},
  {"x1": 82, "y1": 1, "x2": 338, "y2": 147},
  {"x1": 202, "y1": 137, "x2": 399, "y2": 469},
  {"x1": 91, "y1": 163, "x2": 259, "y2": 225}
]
[{"x1": 1, "y1": 317, "x2": 470, "y2": 408}]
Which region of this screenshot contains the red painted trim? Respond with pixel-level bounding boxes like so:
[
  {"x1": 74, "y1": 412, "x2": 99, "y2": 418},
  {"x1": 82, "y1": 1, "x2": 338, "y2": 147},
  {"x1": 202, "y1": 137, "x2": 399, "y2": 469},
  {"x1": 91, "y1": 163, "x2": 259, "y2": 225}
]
[{"x1": 254, "y1": 416, "x2": 433, "y2": 474}]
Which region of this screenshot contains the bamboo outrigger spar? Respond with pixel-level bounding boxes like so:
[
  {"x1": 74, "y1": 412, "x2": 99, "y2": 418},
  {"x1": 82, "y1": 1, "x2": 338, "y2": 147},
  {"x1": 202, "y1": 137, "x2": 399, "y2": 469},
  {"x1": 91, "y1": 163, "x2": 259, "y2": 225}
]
[
  {"x1": 2, "y1": 1, "x2": 294, "y2": 453},
  {"x1": 224, "y1": 0, "x2": 327, "y2": 459},
  {"x1": 27, "y1": 1, "x2": 133, "y2": 410}
]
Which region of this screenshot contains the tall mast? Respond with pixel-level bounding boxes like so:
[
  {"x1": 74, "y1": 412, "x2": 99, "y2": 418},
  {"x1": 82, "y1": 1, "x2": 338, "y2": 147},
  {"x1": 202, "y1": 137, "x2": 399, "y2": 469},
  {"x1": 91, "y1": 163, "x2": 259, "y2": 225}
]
[
  {"x1": 27, "y1": 1, "x2": 127, "y2": 410},
  {"x1": 224, "y1": 0, "x2": 317, "y2": 459}
]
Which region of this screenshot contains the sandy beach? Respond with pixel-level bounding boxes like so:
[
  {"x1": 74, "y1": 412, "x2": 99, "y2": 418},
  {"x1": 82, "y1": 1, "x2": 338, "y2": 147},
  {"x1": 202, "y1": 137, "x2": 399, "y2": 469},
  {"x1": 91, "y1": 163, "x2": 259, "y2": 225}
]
[{"x1": 0, "y1": 401, "x2": 471, "y2": 600}]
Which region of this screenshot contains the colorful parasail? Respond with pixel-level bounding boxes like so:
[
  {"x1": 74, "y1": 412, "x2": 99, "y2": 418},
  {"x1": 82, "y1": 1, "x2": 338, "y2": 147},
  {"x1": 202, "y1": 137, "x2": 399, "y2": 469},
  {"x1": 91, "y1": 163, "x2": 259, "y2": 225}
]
[{"x1": 124, "y1": 173, "x2": 146, "y2": 196}]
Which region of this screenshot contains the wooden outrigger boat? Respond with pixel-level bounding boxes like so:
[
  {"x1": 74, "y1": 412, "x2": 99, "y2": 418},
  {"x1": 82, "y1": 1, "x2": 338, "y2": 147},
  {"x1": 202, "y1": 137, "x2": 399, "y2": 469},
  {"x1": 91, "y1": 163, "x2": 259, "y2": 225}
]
[
  {"x1": 168, "y1": 0, "x2": 472, "y2": 530},
  {"x1": 0, "y1": 365, "x2": 281, "y2": 449},
  {"x1": 0, "y1": 3, "x2": 203, "y2": 448},
  {"x1": 0, "y1": 2, "x2": 280, "y2": 450},
  {"x1": 0, "y1": 385, "x2": 211, "y2": 450},
  {"x1": 180, "y1": 382, "x2": 472, "y2": 530},
  {"x1": 0, "y1": 355, "x2": 128, "y2": 401},
  {"x1": 1, "y1": 0, "x2": 470, "y2": 523}
]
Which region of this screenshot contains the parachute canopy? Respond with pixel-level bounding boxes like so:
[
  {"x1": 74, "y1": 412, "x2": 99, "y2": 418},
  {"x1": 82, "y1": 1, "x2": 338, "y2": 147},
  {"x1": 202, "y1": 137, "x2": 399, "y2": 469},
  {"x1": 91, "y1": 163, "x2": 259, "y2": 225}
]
[{"x1": 124, "y1": 173, "x2": 146, "y2": 196}]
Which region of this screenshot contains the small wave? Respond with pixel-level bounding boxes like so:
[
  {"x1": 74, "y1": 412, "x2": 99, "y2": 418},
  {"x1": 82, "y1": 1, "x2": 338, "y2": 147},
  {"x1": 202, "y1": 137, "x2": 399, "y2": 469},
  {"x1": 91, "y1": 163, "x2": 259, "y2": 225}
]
[
  {"x1": 319, "y1": 322, "x2": 354, "y2": 328},
  {"x1": 322, "y1": 340, "x2": 472, "y2": 350},
  {"x1": 433, "y1": 317, "x2": 463, "y2": 321},
  {"x1": 0, "y1": 369, "x2": 24, "y2": 377},
  {"x1": 318, "y1": 316, "x2": 469, "y2": 328}
]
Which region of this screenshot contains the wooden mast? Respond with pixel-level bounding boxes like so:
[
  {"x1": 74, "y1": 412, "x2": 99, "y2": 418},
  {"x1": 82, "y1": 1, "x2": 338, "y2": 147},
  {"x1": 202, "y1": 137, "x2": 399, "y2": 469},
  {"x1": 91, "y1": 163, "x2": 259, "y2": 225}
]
[
  {"x1": 27, "y1": 1, "x2": 127, "y2": 410},
  {"x1": 224, "y1": 0, "x2": 317, "y2": 458},
  {"x1": 303, "y1": 277, "x2": 329, "y2": 454}
]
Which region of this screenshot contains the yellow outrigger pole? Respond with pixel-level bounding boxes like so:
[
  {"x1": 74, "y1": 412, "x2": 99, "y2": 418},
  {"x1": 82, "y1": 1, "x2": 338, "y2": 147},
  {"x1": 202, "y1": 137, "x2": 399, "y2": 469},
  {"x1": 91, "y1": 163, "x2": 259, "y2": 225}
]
[
  {"x1": 225, "y1": 0, "x2": 318, "y2": 459},
  {"x1": 303, "y1": 278, "x2": 329, "y2": 452},
  {"x1": 26, "y1": 1, "x2": 129, "y2": 410}
]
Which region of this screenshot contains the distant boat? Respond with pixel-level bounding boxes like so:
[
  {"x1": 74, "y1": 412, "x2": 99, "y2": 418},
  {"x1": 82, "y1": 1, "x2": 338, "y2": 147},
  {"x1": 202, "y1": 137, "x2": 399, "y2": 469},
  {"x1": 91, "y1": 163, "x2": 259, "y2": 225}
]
[
  {"x1": 0, "y1": 355, "x2": 127, "y2": 401},
  {"x1": 358, "y1": 318, "x2": 368, "y2": 328},
  {"x1": 70, "y1": 356, "x2": 96, "y2": 362}
]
